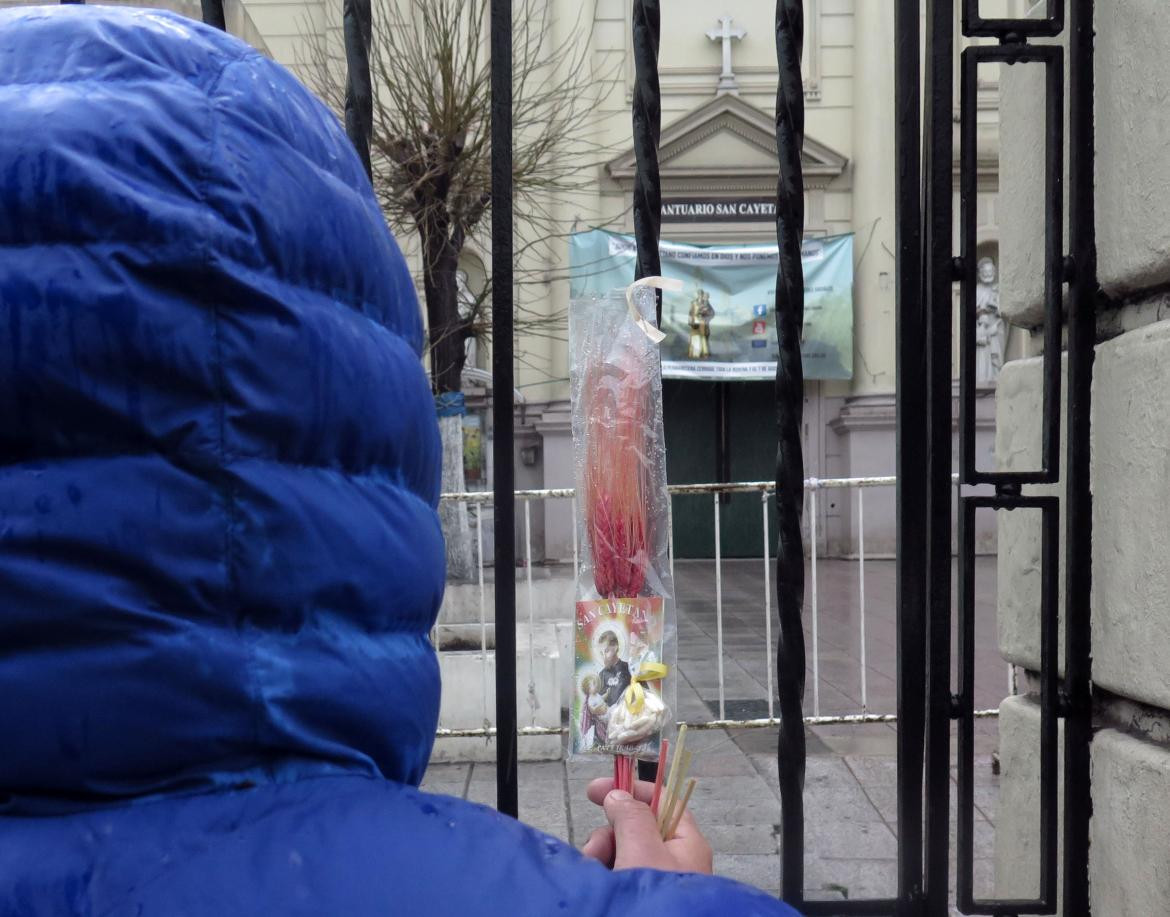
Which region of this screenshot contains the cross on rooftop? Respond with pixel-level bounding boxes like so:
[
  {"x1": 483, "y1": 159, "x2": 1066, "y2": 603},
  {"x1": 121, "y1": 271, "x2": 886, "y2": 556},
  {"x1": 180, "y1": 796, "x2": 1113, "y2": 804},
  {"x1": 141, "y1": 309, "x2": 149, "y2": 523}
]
[{"x1": 706, "y1": 16, "x2": 747, "y2": 95}]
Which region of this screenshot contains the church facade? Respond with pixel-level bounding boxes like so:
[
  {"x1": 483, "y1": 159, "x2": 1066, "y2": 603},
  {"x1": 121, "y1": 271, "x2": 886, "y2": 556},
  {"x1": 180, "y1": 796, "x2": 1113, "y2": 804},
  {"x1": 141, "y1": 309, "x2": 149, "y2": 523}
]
[{"x1": 220, "y1": 0, "x2": 1022, "y2": 559}]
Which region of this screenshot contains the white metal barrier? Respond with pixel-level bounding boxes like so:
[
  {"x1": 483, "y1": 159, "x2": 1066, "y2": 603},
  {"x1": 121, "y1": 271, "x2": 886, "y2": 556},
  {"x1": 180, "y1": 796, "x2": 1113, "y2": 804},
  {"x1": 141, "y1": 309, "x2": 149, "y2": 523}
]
[{"x1": 435, "y1": 475, "x2": 1001, "y2": 738}]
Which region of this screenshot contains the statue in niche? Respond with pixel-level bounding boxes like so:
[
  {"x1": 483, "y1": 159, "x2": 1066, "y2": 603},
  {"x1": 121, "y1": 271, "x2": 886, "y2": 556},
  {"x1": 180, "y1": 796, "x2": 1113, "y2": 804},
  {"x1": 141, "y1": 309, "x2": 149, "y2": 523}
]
[{"x1": 975, "y1": 256, "x2": 1005, "y2": 386}]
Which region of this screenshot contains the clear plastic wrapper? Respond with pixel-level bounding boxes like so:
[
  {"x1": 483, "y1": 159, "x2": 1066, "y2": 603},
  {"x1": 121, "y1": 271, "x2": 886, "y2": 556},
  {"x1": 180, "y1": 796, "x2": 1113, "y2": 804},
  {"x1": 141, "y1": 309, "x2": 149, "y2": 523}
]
[{"x1": 567, "y1": 282, "x2": 677, "y2": 763}]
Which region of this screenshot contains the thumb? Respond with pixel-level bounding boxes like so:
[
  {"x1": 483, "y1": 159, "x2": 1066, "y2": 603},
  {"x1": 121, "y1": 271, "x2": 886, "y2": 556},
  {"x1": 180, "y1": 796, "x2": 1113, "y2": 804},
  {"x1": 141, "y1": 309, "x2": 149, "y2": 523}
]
[{"x1": 603, "y1": 789, "x2": 669, "y2": 871}]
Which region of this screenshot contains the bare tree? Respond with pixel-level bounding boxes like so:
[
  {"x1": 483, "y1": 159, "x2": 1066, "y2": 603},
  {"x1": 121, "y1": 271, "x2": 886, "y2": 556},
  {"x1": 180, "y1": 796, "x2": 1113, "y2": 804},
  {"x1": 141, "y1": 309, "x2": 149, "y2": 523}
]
[{"x1": 305, "y1": 0, "x2": 611, "y2": 578}]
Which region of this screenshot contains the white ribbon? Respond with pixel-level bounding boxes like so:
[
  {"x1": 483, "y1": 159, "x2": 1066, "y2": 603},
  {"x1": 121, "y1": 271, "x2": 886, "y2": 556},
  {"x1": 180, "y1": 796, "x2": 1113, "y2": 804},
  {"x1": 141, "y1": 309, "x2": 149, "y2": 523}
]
[{"x1": 625, "y1": 276, "x2": 683, "y2": 344}]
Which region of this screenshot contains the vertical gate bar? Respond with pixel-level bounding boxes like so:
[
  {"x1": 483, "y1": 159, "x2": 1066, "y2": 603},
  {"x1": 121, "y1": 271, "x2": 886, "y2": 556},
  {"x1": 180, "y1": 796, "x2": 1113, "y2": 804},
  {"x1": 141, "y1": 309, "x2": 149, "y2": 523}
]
[
  {"x1": 477, "y1": 506, "x2": 489, "y2": 731},
  {"x1": 894, "y1": 0, "x2": 926, "y2": 911},
  {"x1": 1036, "y1": 40, "x2": 1068, "y2": 914},
  {"x1": 200, "y1": 0, "x2": 226, "y2": 29},
  {"x1": 342, "y1": 0, "x2": 373, "y2": 180},
  {"x1": 957, "y1": 499, "x2": 1059, "y2": 915},
  {"x1": 717, "y1": 383, "x2": 732, "y2": 504},
  {"x1": 922, "y1": 0, "x2": 955, "y2": 911},
  {"x1": 963, "y1": 43, "x2": 1063, "y2": 488},
  {"x1": 810, "y1": 486, "x2": 820, "y2": 718},
  {"x1": 1040, "y1": 46, "x2": 1067, "y2": 485},
  {"x1": 524, "y1": 498, "x2": 536, "y2": 725},
  {"x1": 773, "y1": 0, "x2": 807, "y2": 904},
  {"x1": 490, "y1": 0, "x2": 518, "y2": 819},
  {"x1": 1063, "y1": 0, "x2": 1097, "y2": 911},
  {"x1": 631, "y1": 0, "x2": 662, "y2": 320},
  {"x1": 956, "y1": 499, "x2": 976, "y2": 910},
  {"x1": 1039, "y1": 500, "x2": 1061, "y2": 909},
  {"x1": 764, "y1": 493, "x2": 775, "y2": 722},
  {"x1": 714, "y1": 493, "x2": 726, "y2": 722},
  {"x1": 958, "y1": 48, "x2": 977, "y2": 483},
  {"x1": 858, "y1": 487, "x2": 867, "y2": 712},
  {"x1": 632, "y1": 0, "x2": 663, "y2": 789}
]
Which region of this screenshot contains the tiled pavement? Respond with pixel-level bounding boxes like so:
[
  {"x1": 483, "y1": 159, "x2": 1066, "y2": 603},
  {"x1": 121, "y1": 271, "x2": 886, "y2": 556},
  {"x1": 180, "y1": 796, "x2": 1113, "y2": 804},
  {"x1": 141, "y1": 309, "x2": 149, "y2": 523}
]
[{"x1": 422, "y1": 559, "x2": 1006, "y2": 913}]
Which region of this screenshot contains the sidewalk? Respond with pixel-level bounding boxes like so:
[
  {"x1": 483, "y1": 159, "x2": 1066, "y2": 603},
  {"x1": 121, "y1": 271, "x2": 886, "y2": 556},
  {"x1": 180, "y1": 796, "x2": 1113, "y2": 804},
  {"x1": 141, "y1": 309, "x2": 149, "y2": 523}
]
[{"x1": 422, "y1": 558, "x2": 1003, "y2": 910}]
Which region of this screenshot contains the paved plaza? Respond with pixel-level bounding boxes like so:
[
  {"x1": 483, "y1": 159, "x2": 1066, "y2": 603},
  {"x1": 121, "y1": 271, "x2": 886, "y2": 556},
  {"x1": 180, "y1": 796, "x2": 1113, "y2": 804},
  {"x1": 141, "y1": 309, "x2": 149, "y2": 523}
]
[{"x1": 422, "y1": 558, "x2": 1006, "y2": 910}]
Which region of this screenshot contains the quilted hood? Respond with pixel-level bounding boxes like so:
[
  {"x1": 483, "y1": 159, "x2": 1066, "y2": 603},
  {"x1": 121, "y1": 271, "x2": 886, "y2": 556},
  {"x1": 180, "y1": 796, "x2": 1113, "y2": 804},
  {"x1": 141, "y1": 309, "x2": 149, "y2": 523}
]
[{"x1": 0, "y1": 6, "x2": 445, "y2": 812}]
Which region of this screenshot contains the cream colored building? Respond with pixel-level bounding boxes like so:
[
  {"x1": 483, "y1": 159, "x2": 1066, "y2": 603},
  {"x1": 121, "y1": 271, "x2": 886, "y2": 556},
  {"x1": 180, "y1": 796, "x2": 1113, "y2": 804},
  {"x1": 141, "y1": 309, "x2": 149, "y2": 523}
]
[
  {"x1": 223, "y1": 0, "x2": 1023, "y2": 560},
  {"x1": 7, "y1": 0, "x2": 1020, "y2": 559}
]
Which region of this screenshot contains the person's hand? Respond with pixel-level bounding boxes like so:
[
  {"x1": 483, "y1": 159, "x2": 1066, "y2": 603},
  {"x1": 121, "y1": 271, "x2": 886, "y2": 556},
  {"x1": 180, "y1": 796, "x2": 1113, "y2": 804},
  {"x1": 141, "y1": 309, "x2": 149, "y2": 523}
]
[{"x1": 581, "y1": 777, "x2": 712, "y2": 874}]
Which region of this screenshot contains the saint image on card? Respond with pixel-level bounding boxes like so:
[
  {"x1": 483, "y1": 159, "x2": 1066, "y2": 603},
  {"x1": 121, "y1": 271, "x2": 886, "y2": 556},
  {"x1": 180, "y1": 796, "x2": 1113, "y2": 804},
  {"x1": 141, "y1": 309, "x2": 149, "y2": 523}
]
[{"x1": 571, "y1": 597, "x2": 666, "y2": 758}]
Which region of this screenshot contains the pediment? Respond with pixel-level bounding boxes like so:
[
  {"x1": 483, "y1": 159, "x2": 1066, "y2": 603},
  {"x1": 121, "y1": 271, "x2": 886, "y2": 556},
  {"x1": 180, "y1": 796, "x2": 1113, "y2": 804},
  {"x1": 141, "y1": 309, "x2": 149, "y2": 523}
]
[{"x1": 607, "y1": 94, "x2": 847, "y2": 191}]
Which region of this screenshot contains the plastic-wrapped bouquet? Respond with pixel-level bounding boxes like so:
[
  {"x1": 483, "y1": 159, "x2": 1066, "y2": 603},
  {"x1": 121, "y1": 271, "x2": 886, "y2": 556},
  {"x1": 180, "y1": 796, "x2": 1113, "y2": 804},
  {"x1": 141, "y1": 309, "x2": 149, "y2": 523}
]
[{"x1": 569, "y1": 279, "x2": 678, "y2": 791}]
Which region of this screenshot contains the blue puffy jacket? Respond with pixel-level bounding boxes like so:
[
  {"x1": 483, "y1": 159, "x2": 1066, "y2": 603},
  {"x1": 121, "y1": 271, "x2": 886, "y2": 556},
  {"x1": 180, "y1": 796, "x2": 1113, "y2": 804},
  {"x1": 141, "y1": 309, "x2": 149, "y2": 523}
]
[{"x1": 0, "y1": 8, "x2": 799, "y2": 915}]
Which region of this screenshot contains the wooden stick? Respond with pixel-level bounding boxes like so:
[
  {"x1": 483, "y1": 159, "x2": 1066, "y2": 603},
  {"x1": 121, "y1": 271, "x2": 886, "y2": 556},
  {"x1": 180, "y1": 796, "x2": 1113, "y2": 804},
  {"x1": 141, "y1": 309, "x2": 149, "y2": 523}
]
[
  {"x1": 650, "y1": 738, "x2": 670, "y2": 816},
  {"x1": 656, "y1": 752, "x2": 681, "y2": 831},
  {"x1": 655, "y1": 753, "x2": 687, "y2": 837},
  {"x1": 658, "y1": 748, "x2": 692, "y2": 838},
  {"x1": 665, "y1": 778, "x2": 697, "y2": 840},
  {"x1": 657, "y1": 726, "x2": 688, "y2": 831}
]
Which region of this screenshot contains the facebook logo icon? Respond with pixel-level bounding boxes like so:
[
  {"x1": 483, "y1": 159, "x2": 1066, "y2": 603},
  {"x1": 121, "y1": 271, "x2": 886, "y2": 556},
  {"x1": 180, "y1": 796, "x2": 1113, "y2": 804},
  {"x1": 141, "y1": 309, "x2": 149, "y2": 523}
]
[{"x1": 752, "y1": 304, "x2": 768, "y2": 318}]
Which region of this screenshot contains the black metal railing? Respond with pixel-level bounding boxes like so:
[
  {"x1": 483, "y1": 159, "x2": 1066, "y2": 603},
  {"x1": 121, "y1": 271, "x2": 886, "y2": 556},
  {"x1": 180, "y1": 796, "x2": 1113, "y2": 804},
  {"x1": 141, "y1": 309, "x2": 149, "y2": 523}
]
[
  {"x1": 954, "y1": 31, "x2": 1065, "y2": 917},
  {"x1": 201, "y1": 0, "x2": 225, "y2": 32},
  {"x1": 489, "y1": 0, "x2": 519, "y2": 819},
  {"x1": 1063, "y1": 5, "x2": 1097, "y2": 912},
  {"x1": 893, "y1": 0, "x2": 927, "y2": 912},
  {"x1": 772, "y1": 0, "x2": 809, "y2": 908},
  {"x1": 342, "y1": 0, "x2": 374, "y2": 181},
  {"x1": 630, "y1": 0, "x2": 663, "y2": 786},
  {"x1": 304, "y1": 0, "x2": 1099, "y2": 911},
  {"x1": 944, "y1": 1, "x2": 1096, "y2": 915}
]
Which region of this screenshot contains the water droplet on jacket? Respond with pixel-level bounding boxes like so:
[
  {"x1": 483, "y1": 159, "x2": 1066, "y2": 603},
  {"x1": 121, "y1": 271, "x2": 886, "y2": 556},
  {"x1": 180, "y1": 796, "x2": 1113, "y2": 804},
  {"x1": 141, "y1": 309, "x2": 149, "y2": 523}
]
[
  {"x1": 446, "y1": 820, "x2": 456, "y2": 829},
  {"x1": 421, "y1": 802, "x2": 437, "y2": 816}
]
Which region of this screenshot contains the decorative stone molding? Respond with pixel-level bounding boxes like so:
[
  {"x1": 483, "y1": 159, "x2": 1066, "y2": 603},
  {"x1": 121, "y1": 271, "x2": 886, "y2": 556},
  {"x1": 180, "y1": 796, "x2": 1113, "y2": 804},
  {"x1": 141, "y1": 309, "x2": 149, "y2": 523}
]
[
  {"x1": 606, "y1": 93, "x2": 847, "y2": 196},
  {"x1": 623, "y1": 0, "x2": 821, "y2": 103}
]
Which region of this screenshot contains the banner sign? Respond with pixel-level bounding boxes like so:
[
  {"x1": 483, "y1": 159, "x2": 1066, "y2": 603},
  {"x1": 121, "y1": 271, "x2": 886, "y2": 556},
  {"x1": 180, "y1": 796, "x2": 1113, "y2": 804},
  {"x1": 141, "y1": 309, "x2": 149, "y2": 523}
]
[
  {"x1": 568, "y1": 229, "x2": 854, "y2": 381},
  {"x1": 661, "y1": 197, "x2": 777, "y2": 223}
]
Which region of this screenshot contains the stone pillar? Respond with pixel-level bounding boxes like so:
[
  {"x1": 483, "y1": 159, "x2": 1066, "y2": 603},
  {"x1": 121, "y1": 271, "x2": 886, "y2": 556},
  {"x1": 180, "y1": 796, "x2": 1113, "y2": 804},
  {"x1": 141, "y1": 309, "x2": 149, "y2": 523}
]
[
  {"x1": 994, "y1": 4, "x2": 1170, "y2": 910},
  {"x1": 848, "y1": 0, "x2": 896, "y2": 401},
  {"x1": 821, "y1": 0, "x2": 897, "y2": 555}
]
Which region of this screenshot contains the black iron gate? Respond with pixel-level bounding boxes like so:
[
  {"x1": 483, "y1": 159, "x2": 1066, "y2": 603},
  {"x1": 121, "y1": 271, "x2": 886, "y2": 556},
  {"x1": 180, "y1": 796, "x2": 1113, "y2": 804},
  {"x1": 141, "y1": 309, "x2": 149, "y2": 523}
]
[{"x1": 188, "y1": 0, "x2": 1099, "y2": 912}]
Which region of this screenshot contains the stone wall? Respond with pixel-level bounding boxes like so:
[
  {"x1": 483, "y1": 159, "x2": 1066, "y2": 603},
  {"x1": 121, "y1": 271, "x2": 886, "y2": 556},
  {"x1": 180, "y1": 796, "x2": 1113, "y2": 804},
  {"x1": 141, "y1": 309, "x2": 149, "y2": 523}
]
[{"x1": 994, "y1": 2, "x2": 1170, "y2": 911}]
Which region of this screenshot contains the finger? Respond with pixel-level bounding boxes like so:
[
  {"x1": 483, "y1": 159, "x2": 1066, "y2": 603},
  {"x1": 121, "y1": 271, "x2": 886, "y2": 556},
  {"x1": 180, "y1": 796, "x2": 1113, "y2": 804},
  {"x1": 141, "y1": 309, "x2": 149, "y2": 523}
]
[
  {"x1": 585, "y1": 777, "x2": 613, "y2": 806},
  {"x1": 604, "y1": 789, "x2": 671, "y2": 871},
  {"x1": 663, "y1": 808, "x2": 713, "y2": 875},
  {"x1": 581, "y1": 826, "x2": 615, "y2": 868},
  {"x1": 587, "y1": 776, "x2": 656, "y2": 807},
  {"x1": 664, "y1": 801, "x2": 702, "y2": 840}
]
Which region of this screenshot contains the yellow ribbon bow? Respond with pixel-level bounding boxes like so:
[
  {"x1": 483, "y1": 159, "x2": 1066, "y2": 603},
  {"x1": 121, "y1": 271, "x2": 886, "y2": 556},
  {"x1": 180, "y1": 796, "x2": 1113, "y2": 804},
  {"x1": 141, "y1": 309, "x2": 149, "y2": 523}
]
[{"x1": 623, "y1": 662, "x2": 670, "y2": 715}]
